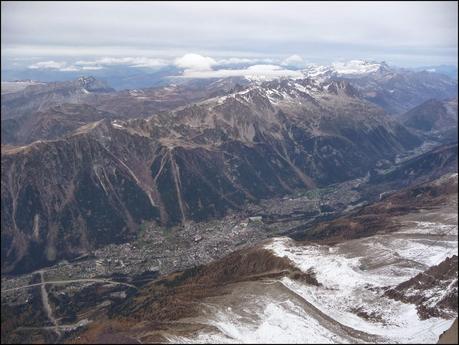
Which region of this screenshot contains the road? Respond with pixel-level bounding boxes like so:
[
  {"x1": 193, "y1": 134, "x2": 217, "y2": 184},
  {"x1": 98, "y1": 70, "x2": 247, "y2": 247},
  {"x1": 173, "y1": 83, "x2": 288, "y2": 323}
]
[
  {"x1": 2, "y1": 277, "x2": 138, "y2": 293},
  {"x1": 39, "y1": 270, "x2": 61, "y2": 340}
]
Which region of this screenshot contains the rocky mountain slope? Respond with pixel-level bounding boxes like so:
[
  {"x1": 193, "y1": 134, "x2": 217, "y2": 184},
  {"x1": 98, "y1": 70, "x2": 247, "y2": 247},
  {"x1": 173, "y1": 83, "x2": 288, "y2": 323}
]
[{"x1": 1, "y1": 76, "x2": 422, "y2": 274}]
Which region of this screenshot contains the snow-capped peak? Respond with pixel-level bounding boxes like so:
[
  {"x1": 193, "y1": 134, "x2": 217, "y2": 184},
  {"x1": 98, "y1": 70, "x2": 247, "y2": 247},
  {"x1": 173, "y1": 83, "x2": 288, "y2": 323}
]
[{"x1": 302, "y1": 64, "x2": 332, "y2": 79}]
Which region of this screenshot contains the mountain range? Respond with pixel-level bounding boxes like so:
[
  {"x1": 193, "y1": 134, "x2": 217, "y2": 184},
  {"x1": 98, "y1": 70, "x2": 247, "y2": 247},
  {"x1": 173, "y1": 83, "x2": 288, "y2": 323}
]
[
  {"x1": 1, "y1": 59, "x2": 457, "y2": 344},
  {"x1": 2, "y1": 62, "x2": 443, "y2": 274}
]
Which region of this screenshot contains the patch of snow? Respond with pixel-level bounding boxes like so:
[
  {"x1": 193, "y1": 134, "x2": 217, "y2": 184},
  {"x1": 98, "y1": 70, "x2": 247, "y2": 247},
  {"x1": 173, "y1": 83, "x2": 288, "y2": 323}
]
[
  {"x1": 111, "y1": 120, "x2": 124, "y2": 128},
  {"x1": 167, "y1": 298, "x2": 350, "y2": 344},
  {"x1": 293, "y1": 83, "x2": 309, "y2": 94},
  {"x1": 264, "y1": 216, "x2": 457, "y2": 343}
]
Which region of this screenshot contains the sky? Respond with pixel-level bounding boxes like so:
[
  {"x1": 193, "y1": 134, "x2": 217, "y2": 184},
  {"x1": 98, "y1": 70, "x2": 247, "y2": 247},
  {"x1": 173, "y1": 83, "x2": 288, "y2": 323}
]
[{"x1": 1, "y1": 1, "x2": 458, "y2": 77}]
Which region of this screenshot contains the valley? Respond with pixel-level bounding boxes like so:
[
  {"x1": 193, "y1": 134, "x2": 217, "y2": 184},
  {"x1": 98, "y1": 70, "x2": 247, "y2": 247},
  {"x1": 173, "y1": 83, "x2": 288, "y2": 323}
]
[{"x1": 3, "y1": 170, "x2": 455, "y2": 344}]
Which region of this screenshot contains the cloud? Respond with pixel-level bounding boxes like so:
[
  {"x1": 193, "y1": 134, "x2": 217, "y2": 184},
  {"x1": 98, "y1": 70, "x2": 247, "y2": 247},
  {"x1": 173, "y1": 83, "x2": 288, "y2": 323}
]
[
  {"x1": 27, "y1": 56, "x2": 168, "y2": 72},
  {"x1": 173, "y1": 54, "x2": 302, "y2": 80},
  {"x1": 59, "y1": 66, "x2": 79, "y2": 72},
  {"x1": 174, "y1": 53, "x2": 302, "y2": 79},
  {"x1": 81, "y1": 66, "x2": 103, "y2": 70},
  {"x1": 25, "y1": 53, "x2": 302, "y2": 79},
  {"x1": 74, "y1": 60, "x2": 98, "y2": 66},
  {"x1": 170, "y1": 54, "x2": 303, "y2": 79},
  {"x1": 216, "y1": 57, "x2": 275, "y2": 65},
  {"x1": 174, "y1": 53, "x2": 216, "y2": 71},
  {"x1": 28, "y1": 60, "x2": 85, "y2": 72},
  {"x1": 28, "y1": 60, "x2": 67, "y2": 70},
  {"x1": 180, "y1": 64, "x2": 303, "y2": 80},
  {"x1": 75, "y1": 57, "x2": 166, "y2": 68},
  {"x1": 28, "y1": 60, "x2": 83, "y2": 72},
  {"x1": 281, "y1": 54, "x2": 305, "y2": 67}
]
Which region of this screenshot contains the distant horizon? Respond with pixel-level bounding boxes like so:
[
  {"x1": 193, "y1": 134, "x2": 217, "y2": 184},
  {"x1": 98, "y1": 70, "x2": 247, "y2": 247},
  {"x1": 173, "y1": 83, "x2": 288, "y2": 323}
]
[
  {"x1": 1, "y1": 56, "x2": 458, "y2": 84},
  {"x1": 2, "y1": 1, "x2": 458, "y2": 77}
]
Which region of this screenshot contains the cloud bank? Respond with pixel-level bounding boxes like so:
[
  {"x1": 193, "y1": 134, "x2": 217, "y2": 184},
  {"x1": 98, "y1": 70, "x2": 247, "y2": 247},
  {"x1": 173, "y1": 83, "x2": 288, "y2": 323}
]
[
  {"x1": 180, "y1": 64, "x2": 303, "y2": 80},
  {"x1": 27, "y1": 57, "x2": 167, "y2": 72},
  {"x1": 24, "y1": 53, "x2": 308, "y2": 79},
  {"x1": 2, "y1": 1, "x2": 457, "y2": 67}
]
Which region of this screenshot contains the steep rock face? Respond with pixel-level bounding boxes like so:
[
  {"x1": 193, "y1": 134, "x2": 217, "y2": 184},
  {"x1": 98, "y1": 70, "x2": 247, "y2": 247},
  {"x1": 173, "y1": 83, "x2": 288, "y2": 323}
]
[
  {"x1": 150, "y1": 142, "x2": 309, "y2": 225},
  {"x1": 385, "y1": 255, "x2": 458, "y2": 320},
  {"x1": 1, "y1": 123, "x2": 161, "y2": 274},
  {"x1": 1, "y1": 78, "x2": 422, "y2": 274}
]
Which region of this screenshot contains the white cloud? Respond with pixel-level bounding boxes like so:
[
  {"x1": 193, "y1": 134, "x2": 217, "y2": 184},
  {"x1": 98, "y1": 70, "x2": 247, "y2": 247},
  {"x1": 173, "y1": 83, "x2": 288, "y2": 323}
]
[
  {"x1": 75, "y1": 57, "x2": 166, "y2": 68},
  {"x1": 281, "y1": 54, "x2": 304, "y2": 67},
  {"x1": 174, "y1": 53, "x2": 216, "y2": 71},
  {"x1": 216, "y1": 57, "x2": 275, "y2": 65},
  {"x1": 74, "y1": 60, "x2": 98, "y2": 66},
  {"x1": 28, "y1": 60, "x2": 67, "y2": 69},
  {"x1": 59, "y1": 66, "x2": 79, "y2": 72},
  {"x1": 81, "y1": 66, "x2": 103, "y2": 70},
  {"x1": 246, "y1": 64, "x2": 282, "y2": 72},
  {"x1": 128, "y1": 57, "x2": 167, "y2": 68},
  {"x1": 27, "y1": 56, "x2": 167, "y2": 72},
  {"x1": 173, "y1": 54, "x2": 302, "y2": 80},
  {"x1": 28, "y1": 60, "x2": 82, "y2": 72},
  {"x1": 180, "y1": 64, "x2": 302, "y2": 80}
]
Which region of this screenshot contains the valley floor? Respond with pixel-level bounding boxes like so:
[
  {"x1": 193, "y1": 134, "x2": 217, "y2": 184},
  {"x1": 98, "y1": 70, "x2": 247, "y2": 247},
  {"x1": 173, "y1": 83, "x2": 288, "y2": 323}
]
[{"x1": 1, "y1": 171, "x2": 457, "y2": 344}]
